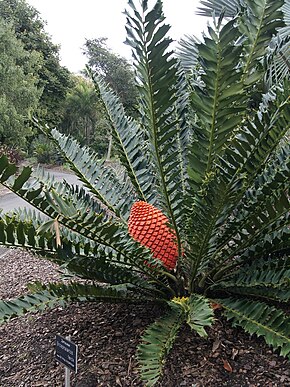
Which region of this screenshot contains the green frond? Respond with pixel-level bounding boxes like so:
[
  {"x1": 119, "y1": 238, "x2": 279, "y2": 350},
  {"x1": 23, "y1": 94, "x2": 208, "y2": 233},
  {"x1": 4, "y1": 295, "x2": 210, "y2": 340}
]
[
  {"x1": 213, "y1": 257, "x2": 290, "y2": 302},
  {"x1": 91, "y1": 74, "x2": 157, "y2": 205},
  {"x1": 180, "y1": 294, "x2": 215, "y2": 337},
  {"x1": 0, "y1": 162, "x2": 123, "y2": 249},
  {"x1": 138, "y1": 301, "x2": 185, "y2": 386},
  {"x1": 0, "y1": 160, "x2": 138, "y2": 267},
  {"x1": 125, "y1": 0, "x2": 185, "y2": 245},
  {"x1": 189, "y1": 0, "x2": 285, "y2": 191},
  {"x1": 0, "y1": 286, "x2": 66, "y2": 324},
  {"x1": 237, "y1": 221, "x2": 290, "y2": 264},
  {"x1": 197, "y1": 0, "x2": 240, "y2": 17},
  {"x1": 0, "y1": 281, "x2": 149, "y2": 324},
  {"x1": 172, "y1": 69, "x2": 195, "y2": 229},
  {"x1": 265, "y1": 36, "x2": 290, "y2": 86},
  {"x1": 208, "y1": 142, "x2": 290, "y2": 271},
  {"x1": 176, "y1": 35, "x2": 199, "y2": 72},
  {"x1": 281, "y1": 0, "x2": 290, "y2": 38},
  {"x1": 0, "y1": 205, "x2": 168, "y2": 289},
  {"x1": 238, "y1": 1, "x2": 285, "y2": 80},
  {"x1": 198, "y1": 1, "x2": 286, "y2": 84},
  {"x1": 197, "y1": 0, "x2": 290, "y2": 87},
  {"x1": 3, "y1": 206, "x2": 109, "y2": 258},
  {"x1": 186, "y1": 294, "x2": 214, "y2": 336},
  {"x1": 0, "y1": 154, "x2": 25, "y2": 185},
  {"x1": 0, "y1": 211, "x2": 168, "y2": 296},
  {"x1": 218, "y1": 298, "x2": 290, "y2": 358},
  {"x1": 224, "y1": 89, "x2": 290, "y2": 183},
  {"x1": 188, "y1": 17, "x2": 245, "y2": 192},
  {"x1": 187, "y1": 85, "x2": 289, "y2": 283},
  {"x1": 0, "y1": 212, "x2": 58, "y2": 253},
  {"x1": 35, "y1": 122, "x2": 134, "y2": 220}
]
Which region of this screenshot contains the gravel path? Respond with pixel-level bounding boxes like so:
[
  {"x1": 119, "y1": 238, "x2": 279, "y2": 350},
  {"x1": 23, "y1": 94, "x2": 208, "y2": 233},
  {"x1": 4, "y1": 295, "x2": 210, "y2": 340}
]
[{"x1": 0, "y1": 249, "x2": 289, "y2": 386}]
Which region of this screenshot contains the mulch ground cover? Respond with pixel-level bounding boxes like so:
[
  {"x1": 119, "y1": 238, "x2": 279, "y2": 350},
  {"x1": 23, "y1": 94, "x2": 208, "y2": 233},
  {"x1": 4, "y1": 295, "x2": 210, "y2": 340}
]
[{"x1": 0, "y1": 249, "x2": 289, "y2": 386}]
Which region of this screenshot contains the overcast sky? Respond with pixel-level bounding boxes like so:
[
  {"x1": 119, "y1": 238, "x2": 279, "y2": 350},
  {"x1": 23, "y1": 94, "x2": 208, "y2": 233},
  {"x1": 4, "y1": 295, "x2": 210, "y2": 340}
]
[{"x1": 26, "y1": 0, "x2": 208, "y2": 73}]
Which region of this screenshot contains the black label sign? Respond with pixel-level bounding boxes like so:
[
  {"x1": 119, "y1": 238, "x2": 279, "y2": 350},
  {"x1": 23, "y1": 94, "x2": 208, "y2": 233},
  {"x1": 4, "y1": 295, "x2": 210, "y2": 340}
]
[{"x1": 55, "y1": 335, "x2": 78, "y2": 372}]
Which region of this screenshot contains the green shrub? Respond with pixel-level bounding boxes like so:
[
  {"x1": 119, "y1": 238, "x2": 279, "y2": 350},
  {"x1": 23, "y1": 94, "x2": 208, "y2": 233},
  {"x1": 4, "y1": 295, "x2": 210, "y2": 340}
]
[
  {"x1": 31, "y1": 135, "x2": 62, "y2": 165},
  {"x1": 0, "y1": 144, "x2": 22, "y2": 164}
]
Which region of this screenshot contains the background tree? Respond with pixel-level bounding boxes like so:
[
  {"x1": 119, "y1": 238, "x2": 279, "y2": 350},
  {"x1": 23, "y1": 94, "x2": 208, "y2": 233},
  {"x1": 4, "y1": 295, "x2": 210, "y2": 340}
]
[
  {"x1": 60, "y1": 76, "x2": 110, "y2": 158},
  {"x1": 83, "y1": 37, "x2": 137, "y2": 112},
  {"x1": 0, "y1": 17, "x2": 41, "y2": 148},
  {"x1": 83, "y1": 38, "x2": 138, "y2": 159},
  {"x1": 0, "y1": 0, "x2": 72, "y2": 127}
]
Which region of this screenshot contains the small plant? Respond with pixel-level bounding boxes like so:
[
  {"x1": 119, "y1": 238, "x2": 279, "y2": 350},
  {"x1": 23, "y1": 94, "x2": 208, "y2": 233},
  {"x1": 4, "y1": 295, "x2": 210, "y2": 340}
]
[
  {"x1": 0, "y1": 1, "x2": 289, "y2": 385},
  {"x1": 31, "y1": 134, "x2": 63, "y2": 165},
  {"x1": 0, "y1": 144, "x2": 22, "y2": 164}
]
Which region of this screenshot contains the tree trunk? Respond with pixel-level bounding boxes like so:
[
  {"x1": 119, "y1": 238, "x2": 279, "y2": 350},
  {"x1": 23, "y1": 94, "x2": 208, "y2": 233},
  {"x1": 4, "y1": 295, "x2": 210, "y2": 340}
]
[{"x1": 106, "y1": 134, "x2": 112, "y2": 161}]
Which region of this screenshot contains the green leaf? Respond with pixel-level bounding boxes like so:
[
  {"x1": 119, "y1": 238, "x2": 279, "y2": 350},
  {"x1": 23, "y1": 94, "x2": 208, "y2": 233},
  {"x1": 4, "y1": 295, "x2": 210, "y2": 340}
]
[
  {"x1": 186, "y1": 294, "x2": 215, "y2": 337},
  {"x1": 12, "y1": 166, "x2": 32, "y2": 191},
  {"x1": 125, "y1": 0, "x2": 185, "y2": 242},
  {"x1": 197, "y1": 0, "x2": 240, "y2": 17},
  {"x1": 36, "y1": 219, "x2": 56, "y2": 234},
  {"x1": 212, "y1": 256, "x2": 290, "y2": 302},
  {"x1": 0, "y1": 281, "x2": 148, "y2": 324},
  {"x1": 35, "y1": 122, "x2": 134, "y2": 221},
  {"x1": 0, "y1": 160, "x2": 17, "y2": 183},
  {"x1": 218, "y1": 298, "x2": 290, "y2": 358},
  {"x1": 91, "y1": 75, "x2": 156, "y2": 204},
  {"x1": 138, "y1": 302, "x2": 185, "y2": 386}
]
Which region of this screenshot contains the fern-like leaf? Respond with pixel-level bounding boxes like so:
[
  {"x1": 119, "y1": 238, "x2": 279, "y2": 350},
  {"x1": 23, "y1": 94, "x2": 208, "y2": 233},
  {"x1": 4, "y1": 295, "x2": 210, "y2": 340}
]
[
  {"x1": 0, "y1": 281, "x2": 151, "y2": 324},
  {"x1": 138, "y1": 302, "x2": 185, "y2": 386},
  {"x1": 91, "y1": 74, "x2": 157, "y2": 205},
  {"x1": 218, "y1": 298, "x2": 290, "y2": 358},
  {"x1": 186, "y1": 294, "x2": 215, "y2": 337},
  {"x1": 125, "y1": 0, "x2": 184, "y2": 252},
  {"x1": 35, "y1": 122, "x2": 134, "y2": 220},
  {"x1": 213, "y1": 257, "x2": 290, "y2": 302},
  {"x1": 197, "y1": 0, "x2": 240, "y2": 17}
]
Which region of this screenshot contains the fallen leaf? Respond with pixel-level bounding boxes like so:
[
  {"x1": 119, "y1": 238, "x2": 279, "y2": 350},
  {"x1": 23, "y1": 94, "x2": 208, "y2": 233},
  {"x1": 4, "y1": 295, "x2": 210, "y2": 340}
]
[
  {"x1": 223, "y1": 359, "x2": 233, "y2": 373},
  {"x1": 211, "y1": 302, "x2": 222, "y2": 310},
  {"x1": 212, "y1": 339, "x2": 221, "y2": 353}
]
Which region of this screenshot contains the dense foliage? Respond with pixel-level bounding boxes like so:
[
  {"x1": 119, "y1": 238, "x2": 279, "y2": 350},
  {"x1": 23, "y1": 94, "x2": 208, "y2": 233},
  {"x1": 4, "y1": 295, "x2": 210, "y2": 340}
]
[
  {"x1": 197, "y1": 0, "x2": 290, "y2": 86},
  {"x1": 0, "y1": 0, "x2": 72, "y2": 127},
  {"x1": 0, "y1": 17, "x2": 40, "y2": 147},
  {"x1": 0, "y1": 0, "x2": 289, "y2": 386},
  {"x1": 83, "y1": 37, "x2": 137, "y2": 112},
  {"x1": 60, "y1": 76, "x2": 111, "y2": 158},
  {"x1": 83, "y1": 37, "x2": 139, "y2": 157},
  {"x1": 0, "y1": 144, "x2": 22, "y2": 164}
]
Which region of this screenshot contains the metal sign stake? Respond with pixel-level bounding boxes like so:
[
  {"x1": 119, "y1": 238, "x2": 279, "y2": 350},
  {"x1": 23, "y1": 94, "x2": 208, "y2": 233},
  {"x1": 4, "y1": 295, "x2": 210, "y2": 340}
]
[
  {"x1": 65, "y1": 336, "x2": 71, "y2": 387},
  {"x1": 65, "y1": 365, "x2": 71, "y2": 387}
]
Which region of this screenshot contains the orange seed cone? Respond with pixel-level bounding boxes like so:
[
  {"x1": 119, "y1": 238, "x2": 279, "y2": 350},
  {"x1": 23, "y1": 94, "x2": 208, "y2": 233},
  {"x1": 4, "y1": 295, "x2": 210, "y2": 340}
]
[{"x1": 128, "y1": 201, "x2": 178, "y2": 270}]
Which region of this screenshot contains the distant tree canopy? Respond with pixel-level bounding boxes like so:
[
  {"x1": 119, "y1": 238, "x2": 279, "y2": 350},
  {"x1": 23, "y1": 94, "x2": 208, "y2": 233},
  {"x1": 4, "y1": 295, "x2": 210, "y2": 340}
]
[
  {"x1": 0, "y1": 1, "x2": 138, "y2": 160},
  {"x1": 0, "y1": 0, "x2": 72, "y2": 127},
  {"x1": 60, "y1": 76, "x2": 111, "y2": 158},
  {"x1": 0, "y1": 17, "x2": 41, "y2": 147},
  {"x1": 81, "y1": 38, "x2": 138, "y2": 159},
  {"x1": 83, "y1": 37, "x2": 137, "y2": 113}
]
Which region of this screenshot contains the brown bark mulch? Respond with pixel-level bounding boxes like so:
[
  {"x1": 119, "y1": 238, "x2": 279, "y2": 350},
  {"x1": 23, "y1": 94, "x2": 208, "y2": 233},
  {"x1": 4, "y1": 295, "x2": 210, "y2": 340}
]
[{"x1": 0, "y1": 249, "x2": 289, "y2": 387}]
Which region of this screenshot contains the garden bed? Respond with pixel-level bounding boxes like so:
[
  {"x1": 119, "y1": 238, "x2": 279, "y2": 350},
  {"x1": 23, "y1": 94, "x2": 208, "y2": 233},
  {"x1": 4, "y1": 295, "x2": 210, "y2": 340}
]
[{"x1": 0, "y1": 249, "x2": 289, "y2": 386}]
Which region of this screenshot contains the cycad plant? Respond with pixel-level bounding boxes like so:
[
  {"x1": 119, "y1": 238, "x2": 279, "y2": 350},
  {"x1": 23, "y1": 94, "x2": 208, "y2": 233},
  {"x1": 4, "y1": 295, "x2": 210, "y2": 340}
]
[
  {"x1": 0, "y1": 0, "x2": 289, "y2": 385},
  {"x1": 197, "y1": 0, "x2": 290, "y2": 86}
]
